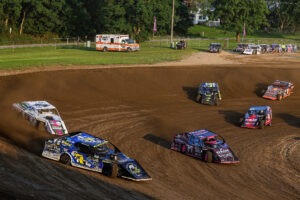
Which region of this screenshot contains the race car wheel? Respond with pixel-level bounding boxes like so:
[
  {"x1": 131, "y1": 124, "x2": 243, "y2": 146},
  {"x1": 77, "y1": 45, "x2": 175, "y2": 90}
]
[
  {"x1": 103, "y1": 47, "x2": 108, "y2": 52},
  {"x1": 259, "y1": 120, "x2": 265, "y2": 129},
  {"x1": 214, "y1": 98, "x2": 220, "y2": 106},
  {"x1": 181, "y1": 144, "x2": 187, "y2": 154},
  {"x1": 196, "y1": 94, "x2": 201, "y2": 102},
  {"x1": 205, "y1": 151, "x2": 213, "y2": 163},
  {"x1": 60, "y1": 153, "x2": 71, "y2": 165},
  {"x1": 111, "y1": 163, "x2": 119, "y2": 178},
  {"x1": 127, "y1": 47, "x2": 132, "y2": 52},
  {"x1": 277, "y1": 94, "x2": 283, "y2": 101},
  {"x1": 239, "y1": 117, "x2": 244, "y2": 126},
  {"x1": 37, "y1": 122, "x2": 46, "y2": 132}
]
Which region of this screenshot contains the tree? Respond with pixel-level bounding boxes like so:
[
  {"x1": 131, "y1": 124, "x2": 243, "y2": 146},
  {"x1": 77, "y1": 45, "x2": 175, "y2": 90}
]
[
  {"x1": 175, "y1": 1, "x2": 193, "y2": 35},
  {"x1": 0, "y1": 1, "x2": 21, "y2": 34},
  {"x1": 19, "y1": 0, "x2": 64, "y2": 36},
  {"x1": 212, "y1": 0, "x2": 269, "y2": 41},
  {"x1": 267, "y1": 0, "x2": 300, "y2": 33}
]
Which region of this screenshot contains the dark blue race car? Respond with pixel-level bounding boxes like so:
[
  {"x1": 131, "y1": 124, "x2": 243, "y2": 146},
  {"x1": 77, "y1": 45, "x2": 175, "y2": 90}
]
[
  {"x1": 171, "y1": 129, "x2": 239, "y2": 164},
  {"x1": 196, "y1": 82, "x2": 222, "y2": 105},
  {"x1": 42, "y1": 131, "x2": 151, "y2": 181}
]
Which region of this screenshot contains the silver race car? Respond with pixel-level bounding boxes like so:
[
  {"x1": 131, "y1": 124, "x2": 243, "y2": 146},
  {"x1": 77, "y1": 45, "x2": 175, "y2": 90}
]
[{"x1": 13, "y1": 101, "x2": 68, "y2": 135}]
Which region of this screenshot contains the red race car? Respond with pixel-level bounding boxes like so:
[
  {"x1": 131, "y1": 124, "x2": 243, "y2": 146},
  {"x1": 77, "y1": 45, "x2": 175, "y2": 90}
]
[{"x1": 262, "y1": 80, "x2": 294, "y2": 100}]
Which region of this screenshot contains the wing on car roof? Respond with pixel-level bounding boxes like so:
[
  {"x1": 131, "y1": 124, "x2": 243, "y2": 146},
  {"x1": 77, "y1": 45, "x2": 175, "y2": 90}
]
[{"x1": 68, "y1": 132, "x2": 108, "y2": 147}]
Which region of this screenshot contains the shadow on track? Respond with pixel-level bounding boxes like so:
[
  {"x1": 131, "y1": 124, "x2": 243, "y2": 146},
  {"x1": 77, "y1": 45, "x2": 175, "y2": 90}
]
[
  {"x1": 182, "y1": 86, "x2": 197, "y2": 102},
  {"x1": 254, "y1": 83, "x2": 268, "y2": 97},
  {"x1": 218, "y1": 110, "x2": 244, "y2": 127},
  {"x1": 277, "y1": 113, "x2": 300, "y2": 128},
  {"x1": 143, "y1": 133, "x2": 170, "y2": 149}
]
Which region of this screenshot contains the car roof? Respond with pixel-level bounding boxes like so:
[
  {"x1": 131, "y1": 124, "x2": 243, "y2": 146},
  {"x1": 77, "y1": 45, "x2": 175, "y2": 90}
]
[
  {"x1": 272, "y1": 80, "x2": 290, "y2": 86},
  {"x1": 22, "y1": 101, "x2": 56, "y2": 110},
  {"x1": 186, "y1": 129, "x2": 217, "y2": 138},
  {"x1": 67, "y1": 132, "x2": 108, "y2": 147},
  {"x1": 201, "y1": 82, "x2": 218, "y2": 88},
  {"x1": 249, "y1": 106, "x2": 270, "y2": 111}
]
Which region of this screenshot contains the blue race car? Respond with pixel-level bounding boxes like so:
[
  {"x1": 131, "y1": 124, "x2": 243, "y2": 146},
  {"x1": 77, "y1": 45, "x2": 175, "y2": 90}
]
[
  {"x1": 196, "y1": 82, "x2": 222, "y2": 105},
  {"x1": 42, "y1": 131, "x2": 152, "y2": 181},
  {"x1": 240, "y1": 106, "x2": 272, "y2": 129},
  {"x1": 171, "y1": 129, "x2": 239, "y2": 164}
]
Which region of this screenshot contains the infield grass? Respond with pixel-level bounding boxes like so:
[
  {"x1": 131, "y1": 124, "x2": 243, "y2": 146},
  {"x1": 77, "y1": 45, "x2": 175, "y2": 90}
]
[{"x1": 0, "y1": 45, "x2": 196, "y2": 70}]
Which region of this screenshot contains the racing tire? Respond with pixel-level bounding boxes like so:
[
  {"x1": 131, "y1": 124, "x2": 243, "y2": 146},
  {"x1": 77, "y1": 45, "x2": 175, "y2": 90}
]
[
  {"x1": 259, "y1": 120, "x2": 265, "y2": 129},
  {"x1": 239, "y1": 117, "x2": 244, "y2": 126},
  {"x1": 111, "y1": 163, "x2": 119, "y2": 178},
  {"x1": 205, "y1": 151, "x2": 213, "y2": 163},
  {"x1": 60, "y1": 153, "x2": 71, "y2": 166},
  {"x1": 103, "y1": 47, "x2": 108, "y2": 52},
  {"x1": 37, "y1": 122, "x2": 47, "y2": 133},
  {"x1": 277, "y1": 94, "x2": 283, "y2": 101},
  {"x1": 181, "y1": 144, "x2": 187, "y2": 154},
  {"x1": 196, "y1": 94, "x2": 201, "y2": 103},
  {"x1": 127, "y1": 47, "x2": 132, "y2": 52},
  {"x1": 214, "y1": 98, "x2": 220, "y2": 106}
]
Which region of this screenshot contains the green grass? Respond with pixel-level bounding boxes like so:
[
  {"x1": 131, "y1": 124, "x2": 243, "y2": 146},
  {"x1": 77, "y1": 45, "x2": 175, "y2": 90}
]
[
  {"x1": 0, "y1": 25, "x2": 299, "y2": 70},
  {"x1": 0, "y1": 45, "x2": 195, "y2": 70}
]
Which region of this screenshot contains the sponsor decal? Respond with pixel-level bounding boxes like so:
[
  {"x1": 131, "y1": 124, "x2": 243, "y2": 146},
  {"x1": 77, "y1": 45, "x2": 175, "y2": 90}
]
[{"x1": 126, "y1": 163, "x2": 141, "y2": 175}]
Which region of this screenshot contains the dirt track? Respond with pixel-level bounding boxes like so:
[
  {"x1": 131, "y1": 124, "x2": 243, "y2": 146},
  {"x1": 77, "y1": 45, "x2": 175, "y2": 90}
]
[{"x1": 0, "y1": 52, "x2": 299, "y2": 200}]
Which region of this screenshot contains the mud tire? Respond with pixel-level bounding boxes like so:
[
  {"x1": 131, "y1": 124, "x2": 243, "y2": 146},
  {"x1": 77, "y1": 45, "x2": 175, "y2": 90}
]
[
  {"x1": 60, "y1": 153, "x2": 71, "y2": 165},
  {"x1": 206, "y1": 151, "x2": 213, "y2": 163}
]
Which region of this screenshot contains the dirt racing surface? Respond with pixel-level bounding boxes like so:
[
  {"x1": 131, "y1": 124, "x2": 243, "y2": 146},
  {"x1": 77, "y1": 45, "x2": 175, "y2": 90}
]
[{"x1": 0, "y1": 51, "x2": 299, "y2": 200}]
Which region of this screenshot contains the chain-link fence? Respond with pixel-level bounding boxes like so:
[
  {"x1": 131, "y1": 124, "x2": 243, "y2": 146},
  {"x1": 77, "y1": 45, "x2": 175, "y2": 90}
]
[
  {"x1": 0, "y1": 36, "x2": 299, "y2": 53},
  {"x1": 144, "y1": 36, "x2": 299, "y2": 52}
]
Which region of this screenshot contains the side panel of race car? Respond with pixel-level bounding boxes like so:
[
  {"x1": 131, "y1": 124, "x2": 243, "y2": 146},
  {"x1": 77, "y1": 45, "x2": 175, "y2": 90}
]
[
  {"x1": 118, "y1": 160, "x2": 152, "y2": 181},
  {"x1": 42, "y1": 133, "x2": 152, "y2": 181},
  {"x1": 42, "y1": 138, "x2": 104, "y2": 173}
]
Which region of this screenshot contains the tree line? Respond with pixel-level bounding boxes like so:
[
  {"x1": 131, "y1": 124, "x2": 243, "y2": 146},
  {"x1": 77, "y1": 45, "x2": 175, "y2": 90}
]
[{"x1": 0, "y1": 0, "x2": 299, "y2": 41}]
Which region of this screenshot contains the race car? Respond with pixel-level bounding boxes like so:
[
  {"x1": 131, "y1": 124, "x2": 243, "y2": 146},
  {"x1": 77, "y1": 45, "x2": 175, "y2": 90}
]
[
  {"x1": 196, "y1": 82, "x2": 222, "y2": 105},
  {"x1": 243, "y1": 45, "x2": 261, "y2": 55},
  {"x1": 42, "y1": 131, "x2": 152, "y2": 181},
  {"x1": 262, "y1": 80, "x2": 294, "y2": 100},
  {"x1": 170, "y1": 129, "x2": 239, "y2": 164},
  {"x1": 176, "y1": 40, "x2": 186, "y2": 49},
  {"x1": 240, "y1": 106, "x2": 272, "y2": 129},
  {"x1": 13, "y1": 101, "x2": 68, "y2": 135},
  {"x1": 233, "y1": 43, "x2": 254, "y2": 53},
  {"x1": 208, "y1": 43, "x2": 222, "y2": 53}
]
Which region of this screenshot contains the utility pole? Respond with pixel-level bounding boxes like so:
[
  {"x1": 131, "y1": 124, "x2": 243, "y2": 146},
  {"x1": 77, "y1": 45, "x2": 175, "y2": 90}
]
[{"x1": 170, "y1": 0, "x2": 175, "y2": 48}]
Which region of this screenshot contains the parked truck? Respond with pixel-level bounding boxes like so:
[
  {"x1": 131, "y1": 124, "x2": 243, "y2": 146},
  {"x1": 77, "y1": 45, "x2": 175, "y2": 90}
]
[{"x1": 95, "y1": 34, "x2": 140, "y2": 52}]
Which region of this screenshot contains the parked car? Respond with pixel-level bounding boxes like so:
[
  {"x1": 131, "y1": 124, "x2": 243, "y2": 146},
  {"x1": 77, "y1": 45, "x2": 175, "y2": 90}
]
[
  {"x1": 243, "y1": 45, "x2": 261, "y2": 55},
  {"x1": 262, "y1": 80, "x2": 294, "y2": 100},
  {"x1": 42, "y1": 131, "x2": 152, "y2": 181},
  {"x1": 176, "y1": 40, "x2": 186, "y2": 49},
  {"x1": 13, "y1": 101, "x2": 68, "y2": 135},
  {"x1": 170, "y1": 129, "x2": 239, "y2": 164},
  {"x1": 233, "y1": 43, "x2": 254, "y2": 53},
  {"x1": 240, "y1": 106, "x2": 272, "y2": 129},
  {"x1": 196, "y1": 82, "x2": 222, "y2": 105},
  {"x1": 270, "y1": 44, "x2": 282, "y2": 53},
  {"x1": 260, "y1": 44, "x2": 272, "y2": 53},
  {"x1": 209, "y1": 43, "x2": 222, "y2": 53}
]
